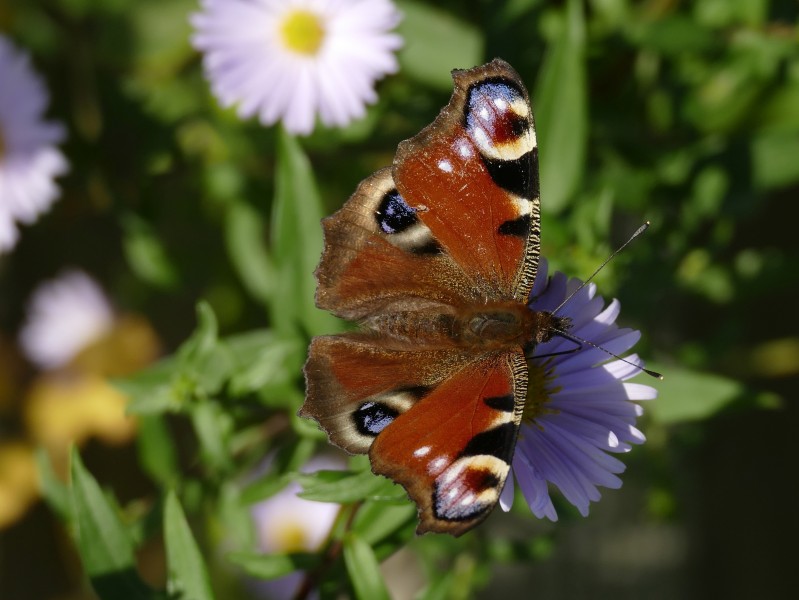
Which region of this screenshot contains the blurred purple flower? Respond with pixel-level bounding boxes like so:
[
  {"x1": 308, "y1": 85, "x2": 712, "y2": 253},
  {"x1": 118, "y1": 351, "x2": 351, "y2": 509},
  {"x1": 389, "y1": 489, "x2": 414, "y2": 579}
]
[
  {"x1": 19, "y1": 270, "x2": 113, "y2": 370},
  {"x1": 0, "y1": 35, "x2": 68, "y2": 253},
  {"x1": 250, "y1": 455, "x2": 344, "y2": 599},
  {"x1": 499, "y1": 259, "x2": 658, "y2": 521},
  {"x1": 191, "y1": 0, "x2": 403, "y2": 135}
]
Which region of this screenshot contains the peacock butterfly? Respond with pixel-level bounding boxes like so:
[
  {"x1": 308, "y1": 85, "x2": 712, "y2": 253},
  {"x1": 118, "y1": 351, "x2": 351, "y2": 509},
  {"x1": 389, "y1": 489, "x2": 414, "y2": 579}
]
[{"x1": 300, "y1": 59, "x2": 571, "y2": 536}]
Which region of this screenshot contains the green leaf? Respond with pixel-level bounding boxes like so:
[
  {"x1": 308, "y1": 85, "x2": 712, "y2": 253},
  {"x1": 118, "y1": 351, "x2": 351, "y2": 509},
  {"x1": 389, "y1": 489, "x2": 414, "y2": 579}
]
[
  {"x1": 397, "y1": 0, "x2": 484, "y2": 90},
  {"x1": 297, "y1": 469, "x2": 396, "y2": 504},
  {"x1": 646, "y1": 366, "x2": 748, "y2": 424},
  {"x1": 191, "y1": 401, "x2": 234, "y2": 474},
  {"x1": 179, "y1": 302, "x2": 219, "y2": 368},
  {"x1": 752, "y1": 131, "x2": 799, "y2": 190},
  {"x1": 240, "y1": 437, "x2": 317, "y2": 504},
  {"x1": 137, "y1": 416, "x2": 179, "y2": 487},
  {"x1": 225, "y1": 200, "x2": 276, "y2": 306},
  {"x1": 343, "y1": 532, "x2": 391, "y2": 600},
  {"x1": 227, "y1": 330, "x2": 305, "y2": 397},
  {"x1": 271, "y1": 129, "x2": 340, "y2": 337},
  {"x1": 535, "y1": 0, "x2": 588, "y2": 213},
  {"x1": 70, "y1": 448, "x2": 153, "y2": 599},
  {"x1": 353, "y1": 502, "x2": 417, "y2": 545},
  {"x1": 35, "y1": 448, "x2": 71, "y2": 521},
  {"x1": 228, "y1": 552, "x2": 317, "y2": 580},
  {"x1": 115, "y1": 357, "x2": 180, "y2": 415},
  {"x1": 178, "y1": 302, "x2": 235, "y2": 396},
  {"x1": 121, "y1": 214, "x2": 179, "y2": 290},
  {"x1": 164, "y1": 491, "x2": 215, "y2": 600}
]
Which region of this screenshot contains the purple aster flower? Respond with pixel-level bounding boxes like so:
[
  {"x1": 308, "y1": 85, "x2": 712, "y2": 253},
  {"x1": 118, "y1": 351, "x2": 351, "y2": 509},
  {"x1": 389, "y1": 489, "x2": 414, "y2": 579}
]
[
  {"x1": 499, "y1": 259, "x2": 658, "y2": 521},
  {"x1": 0, "y1": 35, "x2": 68, "y2": 253},
  {"x1": 191, "y1": 0, "x2": 403, "y2": 135}
]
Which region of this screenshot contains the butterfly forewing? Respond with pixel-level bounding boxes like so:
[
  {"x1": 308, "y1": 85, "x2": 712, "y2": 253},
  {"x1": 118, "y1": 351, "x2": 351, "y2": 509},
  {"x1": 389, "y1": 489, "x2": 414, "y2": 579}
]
[
  {"x1": 394, "y1": 60, "x2": 541, "y2": 302},
  {"x1": 302, "y1": 59, "x2": 541, "y2": 535}
]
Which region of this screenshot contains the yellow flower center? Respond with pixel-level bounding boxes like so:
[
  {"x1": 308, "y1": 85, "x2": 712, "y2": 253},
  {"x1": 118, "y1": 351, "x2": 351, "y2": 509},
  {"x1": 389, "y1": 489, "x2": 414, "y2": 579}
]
[
  {"x1": 280, "y1": 10, "x2": 326, "y2": 55},
  {"x1": 273, "y1": 520, "x2": 311, "y2": 553},
  {"x1": 522, "y1": 360, "x2": 560, "y2": 426}
]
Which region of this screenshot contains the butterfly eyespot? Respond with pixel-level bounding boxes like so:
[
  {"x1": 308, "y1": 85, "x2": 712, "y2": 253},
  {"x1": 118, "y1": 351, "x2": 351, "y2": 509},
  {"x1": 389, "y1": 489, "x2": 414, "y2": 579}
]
[
  {"x1": 353, "y1": 401, "x2": 398, "y2": 436},
  {"x1": 375, "y1": 189, "x2": 417, "y2": 234},
  {"x1": 465, "y1": 79, "x2": 532, "y2": 161},
  {"x1": 433, "y1": 456, "x2": 508, "y2": 522}
]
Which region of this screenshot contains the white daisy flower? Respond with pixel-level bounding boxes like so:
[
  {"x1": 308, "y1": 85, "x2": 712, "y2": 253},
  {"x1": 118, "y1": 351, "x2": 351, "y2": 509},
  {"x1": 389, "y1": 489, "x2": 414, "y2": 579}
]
[
  {"x1": 499, "y1": 259, "x2": 658, "y2": 521},
  {"x1": 190, "y1": 0, "x2": 403, "y2": 135},
  {"x1": 250, "y1": 456, "x2": 344, "y2": 598},
  {"x1": 0, "y1": 34, "x2": 68, "y2": 253},
  {"x1": 19, "y1": 271, "x2": 114, "y2": 370}
]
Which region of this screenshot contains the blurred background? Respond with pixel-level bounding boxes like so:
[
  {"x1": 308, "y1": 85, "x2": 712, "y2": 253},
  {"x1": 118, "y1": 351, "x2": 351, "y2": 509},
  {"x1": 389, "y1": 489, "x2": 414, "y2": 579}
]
[{"x1": 1, "y1": 0, "x2": 798, "y2": 598}]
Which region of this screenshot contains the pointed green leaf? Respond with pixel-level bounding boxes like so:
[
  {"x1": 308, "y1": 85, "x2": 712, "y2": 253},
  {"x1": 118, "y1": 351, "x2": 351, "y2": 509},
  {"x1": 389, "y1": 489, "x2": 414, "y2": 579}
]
[
  {"x1": 397, "y1": 0, "x2": 484, "y2": 90},
  {"x1": 535, "y1": 0, "x2": 587, "y2": 213},
  {"x1": 137, "y1": 416, "x2": 179, "y2": 487},
  {"x1": 227, "y1": 330, "x2": 305, "y2": 397},
  {"x1": 36, "y1": 448, "x2": 71, "y2": 521},
  {"x1": 191, "y1": 400, "x2": 234, "y2": 474},
  {"x1": 645, "y1": 365, "x2": 768, "y2": 424},
  {"x1": 271, "y1": 129, "x2": 340, "y2": 337},
  {"x1": 70, "y1": 448, "x2": 153, "y2": 599},
  {"x1": 225, "y1": 200, "x2": 276, "y2": 305},
  {"x1": 115, "y1": 357, "x2": 180, "y2": 415},
  {"x1": 297, "y1": 469, "x2": 397, "y2": 504},
  {"x1": 343, "y1": 532, "x2": 391, "y2": 600},
  {"x1": 121, "y1": 214, "x2": 179, "y2": 290},
  {"x1": 164, "y1": 491, "x2": 215, "y2": 600},
  {"x1": 353, "y1": 502, "x2": 417, "y2": 546}
]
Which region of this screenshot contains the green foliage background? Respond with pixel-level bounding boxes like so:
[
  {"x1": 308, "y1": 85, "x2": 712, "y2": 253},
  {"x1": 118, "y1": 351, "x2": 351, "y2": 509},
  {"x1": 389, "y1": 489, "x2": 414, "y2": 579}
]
[{"x1": 1, "y1": 0, "x2": 798, "y2": 598}]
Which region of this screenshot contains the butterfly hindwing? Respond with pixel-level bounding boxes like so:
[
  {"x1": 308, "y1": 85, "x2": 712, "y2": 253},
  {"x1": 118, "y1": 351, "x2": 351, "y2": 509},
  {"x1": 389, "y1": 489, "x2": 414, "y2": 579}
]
[
  {"x1": 370, "y1": 349, "x2": 527, "y2": 535},
  {"x1": 302, "y1": 334, "x2": 468, "y2": 454},
  {"x1": 302, "y1": 334, "x2": 527, "y2": 536}
]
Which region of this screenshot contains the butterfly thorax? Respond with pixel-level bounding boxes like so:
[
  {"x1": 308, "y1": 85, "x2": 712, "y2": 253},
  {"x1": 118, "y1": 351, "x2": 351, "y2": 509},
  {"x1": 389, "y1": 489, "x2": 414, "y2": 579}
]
[{"x1": 360, "y1": 301, "x2": 569, "y2": 351}]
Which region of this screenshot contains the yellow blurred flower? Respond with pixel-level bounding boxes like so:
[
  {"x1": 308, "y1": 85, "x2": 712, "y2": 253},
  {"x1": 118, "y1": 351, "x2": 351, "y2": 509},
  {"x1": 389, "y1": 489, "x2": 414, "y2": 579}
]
[
  {"x1": 0, "y1": 270, "x2": 162, "y2": 527},
  {"x1": 0, "y1": 442, "x2": 38, "y2": 529}
]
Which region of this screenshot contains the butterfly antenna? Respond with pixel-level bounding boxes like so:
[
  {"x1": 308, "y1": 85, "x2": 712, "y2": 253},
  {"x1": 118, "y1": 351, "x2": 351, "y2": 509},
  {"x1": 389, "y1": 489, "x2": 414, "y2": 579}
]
[
  {"x1": 547, "y1": 221, "x2": 662, "y2": 380},
  {"x1": 551, "y1": 326, "x2": 663, "y2": 379},
  {"x1": 552, "y1": 221, "x2": 651, "y2": 316}
]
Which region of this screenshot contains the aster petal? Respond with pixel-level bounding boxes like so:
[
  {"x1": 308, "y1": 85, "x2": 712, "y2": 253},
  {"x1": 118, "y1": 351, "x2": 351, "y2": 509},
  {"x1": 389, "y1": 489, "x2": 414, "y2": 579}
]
[
  {"x1": 19, "y1": 271, "x2": 114, "y2": 370},
  {"x1": 0, "y1": 35, "x2": 68, "y2": 253},
  {"x1": 510, "y1": 258, "x2": 657, "y2": 521},
  {"x1": 190, "y1": 0, "x2": 402, "y2": 134},
  {"x1": 513, "y1": 452, "x2": 558, "y2": 521},
  {"x1": 498, "y1": 472, "x2": 515, "y2": 512}
]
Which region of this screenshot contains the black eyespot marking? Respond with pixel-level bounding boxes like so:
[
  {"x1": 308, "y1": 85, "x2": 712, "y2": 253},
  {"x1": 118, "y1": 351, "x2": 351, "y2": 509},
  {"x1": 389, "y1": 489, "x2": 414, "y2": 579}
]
[
  {"x1": 353, "y1": 401, "x2": 398, "y2": 436},
  {"x1": 498, "y1": 213, "x2": 531, "y2": 238},
  {"x1": 460, "y1": 423, "x2": 517, "y2": 463},
  {"x1": 375, "y1": 189, "x2": 417, "y2": 234},
  {"x1": 482, "y1": 151, "x2": 537, "y2": 199},
  {"x1": 484, "y1": 394, "x2": 515, "y2": 413},
  {"x1": 397, "y1": 385, "x2": 433, "y2": 399},
  {"x1": 410, "y1": 239, "x2": 443, "y2": 255}
]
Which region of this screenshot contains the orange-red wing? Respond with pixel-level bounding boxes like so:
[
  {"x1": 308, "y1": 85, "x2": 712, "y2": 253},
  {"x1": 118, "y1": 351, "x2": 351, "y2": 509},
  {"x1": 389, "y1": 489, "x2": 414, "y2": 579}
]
[
  {"x1": 370, "y1": 348, "x2": 527, "y2": 536},
  {"x1": 394, "y1": 59, "x2": 540, "y2": 302}
]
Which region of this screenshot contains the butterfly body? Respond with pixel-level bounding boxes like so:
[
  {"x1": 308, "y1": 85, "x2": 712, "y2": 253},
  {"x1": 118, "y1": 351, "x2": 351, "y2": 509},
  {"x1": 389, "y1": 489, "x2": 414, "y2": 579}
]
[{"x1": 301, "y1": 59, "x2": 562, "y2": 536}]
